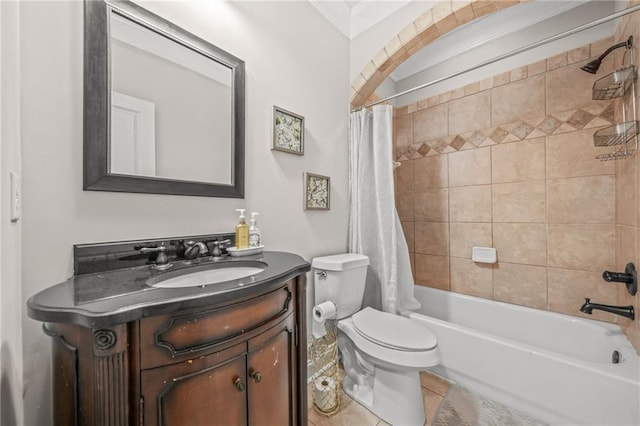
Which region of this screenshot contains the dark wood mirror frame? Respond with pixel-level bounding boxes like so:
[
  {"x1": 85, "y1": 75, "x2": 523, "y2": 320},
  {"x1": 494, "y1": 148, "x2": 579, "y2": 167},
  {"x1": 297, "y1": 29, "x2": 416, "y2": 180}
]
[{"x1": 83, "y1": 0, "x2": 245, "y2": 198}]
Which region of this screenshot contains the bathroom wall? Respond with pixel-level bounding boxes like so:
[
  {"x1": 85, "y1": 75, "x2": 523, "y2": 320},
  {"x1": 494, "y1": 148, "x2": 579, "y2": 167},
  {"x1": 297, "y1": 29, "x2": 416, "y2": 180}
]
[
  {"x1": 614, "y1": 2, "x2": 640, "y2": 351},
  {"x1": 1, "y1": 1, "x2": 24, "y2": 424},
  {"x1": 394, "y1": 37, "x2": 629, "y2": 326},
  {"x1": 19, "y1": 1, "x2": 349, "y2": 423}
]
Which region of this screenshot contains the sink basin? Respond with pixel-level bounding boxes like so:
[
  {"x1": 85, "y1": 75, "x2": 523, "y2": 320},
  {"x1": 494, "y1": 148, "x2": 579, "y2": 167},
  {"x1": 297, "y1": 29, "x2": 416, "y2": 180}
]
[{"x1": 147, "y1": 261, "x2": 266, "y2": 289}]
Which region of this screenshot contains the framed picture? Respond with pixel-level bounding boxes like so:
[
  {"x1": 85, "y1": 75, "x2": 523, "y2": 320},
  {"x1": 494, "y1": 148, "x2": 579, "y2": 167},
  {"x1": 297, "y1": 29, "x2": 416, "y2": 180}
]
[
  {"x1": 304, "y1": 172, "x2": 330, "y2": 210},
  {"x1": 273, "y1": 106, "x2": 304, "y2": 155}
]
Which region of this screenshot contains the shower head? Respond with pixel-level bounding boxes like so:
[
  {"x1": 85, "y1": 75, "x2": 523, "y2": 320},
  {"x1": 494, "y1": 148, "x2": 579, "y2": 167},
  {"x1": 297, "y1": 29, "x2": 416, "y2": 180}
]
[
  {"x1": 580, "y1": 58, "x2": 602, "y2": 74},
  {"x1": 581, "y1": 36, "x2": 633, "y2": 74}
]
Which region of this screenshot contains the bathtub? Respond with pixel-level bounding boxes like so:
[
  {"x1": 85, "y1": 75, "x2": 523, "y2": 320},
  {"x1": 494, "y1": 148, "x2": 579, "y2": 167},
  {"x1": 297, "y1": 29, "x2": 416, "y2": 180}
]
[{"x1": 402, "y1": 286, "x2": 640, "y2": 426}]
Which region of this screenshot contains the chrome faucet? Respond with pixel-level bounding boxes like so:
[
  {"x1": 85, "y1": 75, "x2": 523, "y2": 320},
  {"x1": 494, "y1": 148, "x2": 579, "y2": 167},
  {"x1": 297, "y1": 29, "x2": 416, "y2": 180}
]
[
  {"x1": 580, "y1": 298, "x2": 635, "y2": 320},
  {"x1": 184, "y1": 241, "x2": 209, "y2": 260}
]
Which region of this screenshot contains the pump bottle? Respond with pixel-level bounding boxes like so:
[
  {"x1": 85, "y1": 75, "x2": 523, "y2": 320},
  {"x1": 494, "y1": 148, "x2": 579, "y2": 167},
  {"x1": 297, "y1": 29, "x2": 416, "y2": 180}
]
[
  {"x1": 249, "y1": 212, "x2": 261, "y2": 248},
  {"x1": 235, "y1": 209, "x2": 249, "y2": 249}
]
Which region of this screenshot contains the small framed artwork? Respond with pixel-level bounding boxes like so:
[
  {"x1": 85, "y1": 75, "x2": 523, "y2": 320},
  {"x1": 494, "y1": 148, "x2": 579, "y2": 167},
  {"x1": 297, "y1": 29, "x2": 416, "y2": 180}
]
[
  {"x1": 304, "y1": 172, "x2": 330, "y2": 210},
  {"x1": 273, "y1": 106, "x2": 304, "y2": 155}
]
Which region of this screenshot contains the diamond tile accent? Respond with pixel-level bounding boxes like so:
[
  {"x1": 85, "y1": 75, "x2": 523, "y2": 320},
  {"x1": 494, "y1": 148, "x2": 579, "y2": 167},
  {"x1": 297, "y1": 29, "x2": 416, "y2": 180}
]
[
  {"x1": 468, "y1": 131, "x2": 486, "y2": 147},
  {"x1": 394, "y1": 101, "x2": 614, "y2": 160},
  {"x1": 417, "y1": 143, "x2": 431, "y2": 156},
  {"x1": 450, "y1": 136, "x2": 466, "y2": 151},
  {"x1": 512, "y1": 122, "x2": 535, "y2": 140},
  {"x1": 490, "y1": 127, "x2": 509, "y2": 143},
  {"x1": 567, "y1": 109, "x2": 595, "y2": 129},
  {"x1": 537, "y1": 116, "x2": 563, "y2": 134}
]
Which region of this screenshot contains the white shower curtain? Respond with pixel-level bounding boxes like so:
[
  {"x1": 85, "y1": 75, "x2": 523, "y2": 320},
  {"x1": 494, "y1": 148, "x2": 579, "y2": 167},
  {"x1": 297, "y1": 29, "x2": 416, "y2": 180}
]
[{"x1": 348, "y1": 105, "x2": 420, "y2": 314}]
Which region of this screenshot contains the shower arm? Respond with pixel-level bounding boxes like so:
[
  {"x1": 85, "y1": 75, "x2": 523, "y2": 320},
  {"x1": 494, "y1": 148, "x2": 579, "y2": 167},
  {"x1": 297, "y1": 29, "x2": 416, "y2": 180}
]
[{"x1": 355, "y1": 3, "x2": 640, "y2": 111}]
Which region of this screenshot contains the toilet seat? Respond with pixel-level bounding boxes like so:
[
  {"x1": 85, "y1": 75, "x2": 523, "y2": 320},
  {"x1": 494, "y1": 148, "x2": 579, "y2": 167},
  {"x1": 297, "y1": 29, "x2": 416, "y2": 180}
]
[
  {"x1": 337, "y1": 313, "x2": 440, "y2": 370},
  {"x1": 352, "y1": 307, "x2": 437, "y2": 352}
]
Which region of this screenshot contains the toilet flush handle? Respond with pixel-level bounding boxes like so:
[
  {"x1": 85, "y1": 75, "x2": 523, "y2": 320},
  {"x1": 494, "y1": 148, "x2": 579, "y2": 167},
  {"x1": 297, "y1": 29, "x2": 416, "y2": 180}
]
[{"x1": 315, "y1": 270, "x2": 327, "y2": 278}]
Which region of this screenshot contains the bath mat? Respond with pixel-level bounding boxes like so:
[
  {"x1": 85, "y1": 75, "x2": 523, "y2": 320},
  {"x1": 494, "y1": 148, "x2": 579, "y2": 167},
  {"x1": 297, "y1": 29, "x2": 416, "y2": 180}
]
[{"x1": 432, "y1": 385, "x2": 548, "y2": 426}]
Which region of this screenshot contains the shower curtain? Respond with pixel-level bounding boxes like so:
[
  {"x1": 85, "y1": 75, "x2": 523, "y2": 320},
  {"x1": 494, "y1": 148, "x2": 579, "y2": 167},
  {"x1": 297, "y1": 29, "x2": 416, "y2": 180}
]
[{"x1": 348, "y1": 104, "x2": 420, "y2": 314}]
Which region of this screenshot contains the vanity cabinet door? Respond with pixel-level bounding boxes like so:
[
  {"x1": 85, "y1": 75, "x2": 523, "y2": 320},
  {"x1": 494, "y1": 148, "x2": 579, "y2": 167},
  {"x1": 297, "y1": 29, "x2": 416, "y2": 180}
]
[
  {"x1": 140, "y1": 342, "x2": 248, "y2": 426},
  {"x1": 247, "y1": 314, "x2": 296, "y2": 426}
]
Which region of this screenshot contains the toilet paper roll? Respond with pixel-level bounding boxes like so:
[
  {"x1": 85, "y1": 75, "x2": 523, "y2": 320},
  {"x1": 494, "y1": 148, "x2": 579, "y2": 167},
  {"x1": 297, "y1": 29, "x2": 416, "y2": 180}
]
[
  {"x1": 312, "y1": 301, "x2": 337, "y2": 339},
  {"x1": 314, "y1": 376, "x2": 338, "y2": 412},
  {"x1": 313, "y1": 301, "x2": 337, "y2": 323}
]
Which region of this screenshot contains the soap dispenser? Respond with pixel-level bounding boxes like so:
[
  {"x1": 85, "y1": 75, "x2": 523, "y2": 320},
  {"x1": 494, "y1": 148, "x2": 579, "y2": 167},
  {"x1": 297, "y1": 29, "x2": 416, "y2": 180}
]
[
  {"x1": 235, "y1": 209, "x2": 249, "y2": 249},
  {"x1": 249, "y1": 212, "x2": 261, "y2": 248}
]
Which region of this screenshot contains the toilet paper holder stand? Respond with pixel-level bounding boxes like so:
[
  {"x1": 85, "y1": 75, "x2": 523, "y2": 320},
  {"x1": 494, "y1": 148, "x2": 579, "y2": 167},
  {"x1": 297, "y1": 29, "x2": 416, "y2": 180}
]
[{"x1": 310, "y1": 320, "x2": 340, "y2": 416}]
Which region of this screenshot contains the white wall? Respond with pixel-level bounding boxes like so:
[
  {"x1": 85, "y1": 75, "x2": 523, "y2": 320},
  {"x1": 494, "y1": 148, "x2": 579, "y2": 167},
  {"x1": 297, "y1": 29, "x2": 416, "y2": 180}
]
[
  {"x1": 20, "y1": 1, "x2": 349, "y2": 423},
  {"x1": 1, "y1": 1, "x2": 24, "y2": 425}
]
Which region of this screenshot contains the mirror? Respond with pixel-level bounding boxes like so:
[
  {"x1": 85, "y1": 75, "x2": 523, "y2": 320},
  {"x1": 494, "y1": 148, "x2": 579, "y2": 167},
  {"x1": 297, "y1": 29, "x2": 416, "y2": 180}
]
[{"x1": 84, "y1": 0, "x2": 245, "y2": 197}]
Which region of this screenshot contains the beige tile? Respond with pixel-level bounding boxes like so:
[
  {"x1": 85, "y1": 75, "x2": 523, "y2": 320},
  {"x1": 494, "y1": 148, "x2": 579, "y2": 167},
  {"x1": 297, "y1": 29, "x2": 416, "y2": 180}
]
[
  {"x1": 449, "y1": 185, "x2": 491, "y2": 222},
  {"x1": 493, "y1": 262, "x2": 547, "y2": 309},
  {"x1": 419, "y1": 371, "x2": 450, "y2": 396},
  {"x1": 448, "y1": 147, "x2": 491, "y2": 187},
  {"x1": 448, "y1": 91, "x2": 491, "y2": 135},
  {"x1": 395, "y1": 113, "x2": 413, "y2": 149},
  {"x1": 618, "y1": 162, "x2": 637, "y2": 227},
  {"x1": 395, "y1": 160, "x2": 413, "y2": 193},
  {"x1": 546, "y1": 61, "x2": 613, "y2": 116},
  {"x1": 449, "y1": 222, "x2": 492, "y2": 259},
  {"x1": 413, "y1": 104, "x2": 448, "y2": 143},
  {"x1": 492, "y1": 181, "x2": 546, "y2": 223},
  {"x1": 491, "y1": 138, "x2": 545, "y2": 183},
  {"x1": 547, "y1": 224, "x2": 616, "y2": 271},
  {"x1": 415, "y1": 254, "x2": 450, "y2": 290},
  {"x1": 402, "y1": 221, "x2": 415, "y2": 253},
  {"x1": 547, "y1": 176, "x2": 616, "y2": 224},
  {"x1": 415, "y1": 222, "x2": 449, "y2": 256},
  {"x1": 415, "y1": 189, "x2": 448, "y2": 222},
  {"x1": 491, "y1": 74, "x2": 545, "y2": 127},
  {"x1": 423, "y1": 388, "x2": 444, "y2": 426},
  {"x1": 450, "y1": 257, "x2": 493, "y2": 298},
  {"x1": 493, "y1": 223, "x2": 547, "y2": 266},
  {"x1": 396, "y1": 191, "x2": 414, "y2": 222},
  {"x1": 414, "y1": 155, "x2": 448, "y2": 189},
  {"x1": 567, "y1": 45, "x2": 590, "y2": 64},
  {"x1": 548, "y1": 268, "x2": 619, "y2": 323},
  {"x1": 546, "y1": 128, "x2": 615, "y2": 179},
  {"x1": 619, "y1": 226, "x2": 636, "y2": 271}
]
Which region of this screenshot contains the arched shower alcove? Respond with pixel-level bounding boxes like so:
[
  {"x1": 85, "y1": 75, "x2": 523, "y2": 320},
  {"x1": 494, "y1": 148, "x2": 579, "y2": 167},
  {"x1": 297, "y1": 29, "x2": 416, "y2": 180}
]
[{"x1": 350, "y1": 0, "x2": 523, "y2": 108}]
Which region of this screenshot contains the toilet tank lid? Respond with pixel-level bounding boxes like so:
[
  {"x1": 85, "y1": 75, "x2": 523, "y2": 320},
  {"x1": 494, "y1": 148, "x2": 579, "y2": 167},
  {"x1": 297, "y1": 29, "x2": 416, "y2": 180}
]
[{"x1": 312, "y1": 253, "x2": 369, "y2": 271}]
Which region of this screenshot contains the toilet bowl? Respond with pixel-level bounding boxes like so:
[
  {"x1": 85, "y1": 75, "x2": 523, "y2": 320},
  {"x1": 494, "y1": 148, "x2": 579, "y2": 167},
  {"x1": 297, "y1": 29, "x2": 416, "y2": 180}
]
[
  {"x1": 337, "y1": 308, "x2": 440, "y2": 426},
  {"x1": 312, "y1": 253, "x2": 440, "y2": 426}
]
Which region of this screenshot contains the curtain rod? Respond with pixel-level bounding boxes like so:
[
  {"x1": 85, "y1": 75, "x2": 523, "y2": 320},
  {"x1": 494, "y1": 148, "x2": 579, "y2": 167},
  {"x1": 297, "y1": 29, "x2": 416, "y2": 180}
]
[{"x1": 354, "y1": 3, "x2": 640, "y2": 112}]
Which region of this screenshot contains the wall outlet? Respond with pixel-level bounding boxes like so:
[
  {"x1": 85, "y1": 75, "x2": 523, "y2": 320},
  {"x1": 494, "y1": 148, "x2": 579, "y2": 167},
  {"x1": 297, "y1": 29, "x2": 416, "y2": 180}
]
[{"x1": 10, "y1": 171, "x2": 21, "y2": 222}]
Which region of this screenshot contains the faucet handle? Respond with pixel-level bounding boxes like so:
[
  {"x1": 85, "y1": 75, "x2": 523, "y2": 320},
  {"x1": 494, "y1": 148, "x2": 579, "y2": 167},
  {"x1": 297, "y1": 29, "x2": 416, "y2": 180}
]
[
  {"x1": 211, "y1": 239, "x2": 231, "y2": 259},
  {"x1": 135, "y1": 243, "x2": 169, "y2": 265}
]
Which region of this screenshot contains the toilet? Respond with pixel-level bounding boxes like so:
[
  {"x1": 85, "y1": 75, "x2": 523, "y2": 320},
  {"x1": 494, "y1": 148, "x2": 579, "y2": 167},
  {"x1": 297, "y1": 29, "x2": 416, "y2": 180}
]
[{"x1": 312, "y1": 253, "x2": 440, "y2": 426}]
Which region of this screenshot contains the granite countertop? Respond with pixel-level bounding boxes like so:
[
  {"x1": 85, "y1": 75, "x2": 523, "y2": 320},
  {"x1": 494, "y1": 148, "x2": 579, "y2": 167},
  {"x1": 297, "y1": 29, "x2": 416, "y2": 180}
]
[{"x1": 27, "y1": 251, "x2": 310, "y2": 329}]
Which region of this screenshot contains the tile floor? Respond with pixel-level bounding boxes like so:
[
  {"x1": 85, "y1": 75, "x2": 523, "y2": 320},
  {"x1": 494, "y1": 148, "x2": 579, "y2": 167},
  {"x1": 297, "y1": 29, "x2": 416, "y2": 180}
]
[{"x1": 307, "y1": 372, "x2": 449, "y2": 426}]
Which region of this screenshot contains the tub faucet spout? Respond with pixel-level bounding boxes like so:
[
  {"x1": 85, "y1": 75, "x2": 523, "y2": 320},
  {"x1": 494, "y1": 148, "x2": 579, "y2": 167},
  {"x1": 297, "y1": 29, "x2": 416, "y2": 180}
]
[{"x1": 580, "y1": 298, "x2": 635, "y2": 320}]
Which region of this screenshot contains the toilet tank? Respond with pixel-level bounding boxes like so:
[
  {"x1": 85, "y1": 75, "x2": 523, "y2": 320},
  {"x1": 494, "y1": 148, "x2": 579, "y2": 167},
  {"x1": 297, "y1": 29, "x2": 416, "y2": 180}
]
[{"x1": 312, "y1": 253, "x2": 370, "y2": 319}]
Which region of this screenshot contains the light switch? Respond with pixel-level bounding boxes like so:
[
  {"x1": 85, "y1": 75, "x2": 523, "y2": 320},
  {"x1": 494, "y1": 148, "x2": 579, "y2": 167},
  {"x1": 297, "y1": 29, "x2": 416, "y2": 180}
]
[{"x1": 10, "y1": 171, "x2": 21, "y2": 221}]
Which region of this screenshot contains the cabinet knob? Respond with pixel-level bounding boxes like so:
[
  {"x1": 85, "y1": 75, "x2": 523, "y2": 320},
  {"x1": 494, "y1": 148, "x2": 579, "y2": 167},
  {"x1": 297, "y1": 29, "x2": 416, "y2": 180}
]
[
  {"x1": 234, "y1": 377, "x2": 245, "y2": 392},
  {"x1": 250, "y1": 369, "x2": 262, "y2": 383}
]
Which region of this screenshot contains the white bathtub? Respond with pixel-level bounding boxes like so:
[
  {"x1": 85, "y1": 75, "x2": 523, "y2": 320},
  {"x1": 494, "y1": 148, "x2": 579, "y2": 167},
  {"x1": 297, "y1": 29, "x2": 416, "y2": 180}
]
[{"x1": 402, "y1": 286, "x2": 640, "y2": 426}]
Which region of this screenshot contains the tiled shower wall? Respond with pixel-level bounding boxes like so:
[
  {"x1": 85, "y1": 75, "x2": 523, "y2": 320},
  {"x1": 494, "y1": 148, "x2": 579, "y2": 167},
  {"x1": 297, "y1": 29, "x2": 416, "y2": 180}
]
[
  {"x1": 394, "y1": 36, "x2": 630, "y2": 327},
  {"x1": 615, "y1": 4, "x2": 640, "y2": 351}
]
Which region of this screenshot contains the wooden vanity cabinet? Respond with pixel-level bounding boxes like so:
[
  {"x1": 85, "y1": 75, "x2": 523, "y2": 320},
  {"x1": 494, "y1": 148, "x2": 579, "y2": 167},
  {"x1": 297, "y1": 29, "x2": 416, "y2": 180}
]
[{"x1": 45, "y1": 276, "x2": 307, "y2": 426}]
